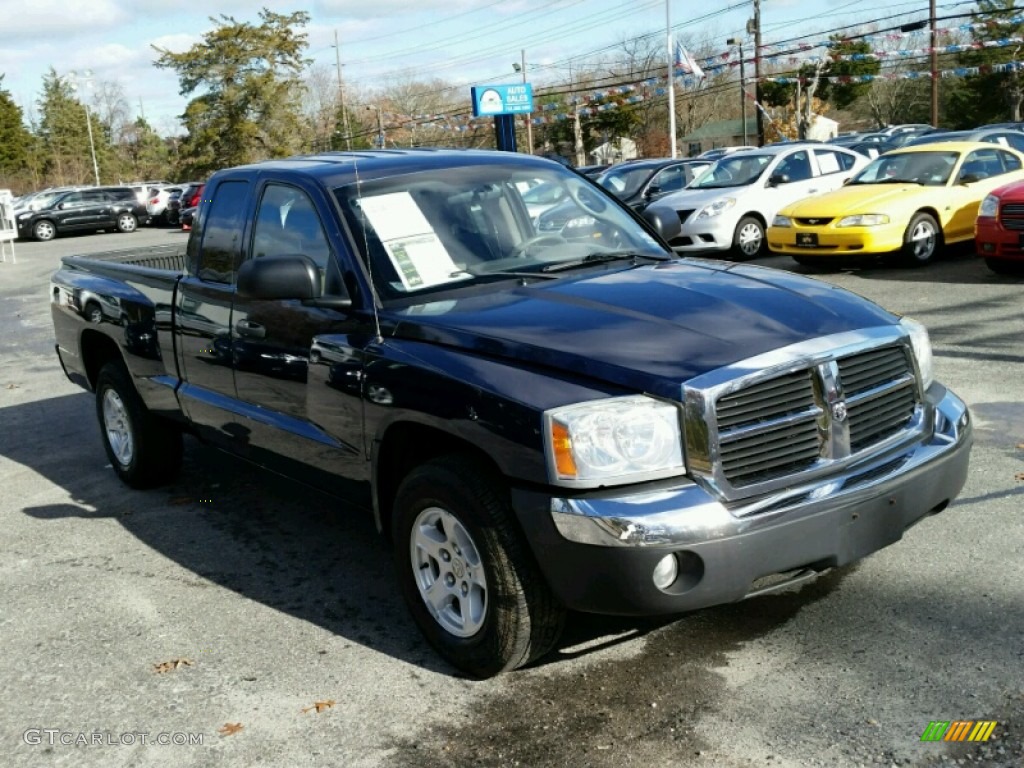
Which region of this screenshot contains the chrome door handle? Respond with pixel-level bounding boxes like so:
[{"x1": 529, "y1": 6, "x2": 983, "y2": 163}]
[{"x1": 235, "y1": 320, "x2": 266, "y2": 339}]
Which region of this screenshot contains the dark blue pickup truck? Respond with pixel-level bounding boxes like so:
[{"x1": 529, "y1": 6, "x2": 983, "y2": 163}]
[{"x1": 50, "y1": 149, "x2": 972, "y2": 677}]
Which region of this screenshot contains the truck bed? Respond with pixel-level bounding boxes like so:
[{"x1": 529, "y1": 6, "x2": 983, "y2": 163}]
[{"x1": 61, "y1": 243, "x2": 187, "y2": 274}]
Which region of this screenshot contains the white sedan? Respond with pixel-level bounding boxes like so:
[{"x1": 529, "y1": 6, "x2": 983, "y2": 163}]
[{"x1": 643, "y1": 143, "x2": 869, "y2": 258}]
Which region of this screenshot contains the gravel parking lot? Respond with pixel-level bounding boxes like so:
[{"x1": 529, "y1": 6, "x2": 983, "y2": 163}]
[{"x1": 1, "y1": 227, "x2": 1021, "y2": 767}]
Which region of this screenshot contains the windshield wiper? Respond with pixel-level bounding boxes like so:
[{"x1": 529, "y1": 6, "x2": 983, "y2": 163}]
[
  {"x1": 540, "y1": 250, "x2": 672, "y2": 273},
  {"x1": 449, "y1": 268, "x2": 559, "y2": 282}
]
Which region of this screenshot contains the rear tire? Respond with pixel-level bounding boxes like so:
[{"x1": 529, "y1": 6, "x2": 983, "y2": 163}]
[
  {"x1": 899, "y1": 213, "x2": 941, "y2": 266},
  {"x1": 95, "y1": 362, "x2": 182, "y2": 489},
  {"x1": 732, "y1": 216, "x2": 765, "y2": 259},
  {"x1": 393, "y1": 455, "x2": 565, "y2": 678}
]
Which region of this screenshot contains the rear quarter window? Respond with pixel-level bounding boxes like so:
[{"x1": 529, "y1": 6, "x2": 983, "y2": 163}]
[{"x1": 189, "y1": 180, "x2": 249, "y2": 283}]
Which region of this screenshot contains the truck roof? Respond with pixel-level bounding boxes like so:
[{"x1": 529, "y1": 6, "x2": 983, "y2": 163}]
[{"x1": 216, "y1": 148, "x2": 565, "y2": 188}]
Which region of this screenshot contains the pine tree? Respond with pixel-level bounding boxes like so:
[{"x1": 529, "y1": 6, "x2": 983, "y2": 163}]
[
  {"x1": 154, "y1": 10, "x2": 314, "y2": 176},
  {"x1": 0, "y1": 75, "x2": 37, "y2": 190}
]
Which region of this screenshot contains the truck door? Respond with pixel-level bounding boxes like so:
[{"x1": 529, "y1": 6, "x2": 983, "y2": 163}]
[
  {"x1": 175, "y1": 178, "x2": 249, "y2": 448},
  {"x1": 231, "y1": 180, "x2": 370, "y2": 505}
]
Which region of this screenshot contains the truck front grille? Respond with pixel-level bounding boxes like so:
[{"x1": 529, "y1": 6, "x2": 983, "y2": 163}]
[
  {"x1": 1000, "y1": 202, "x2": 1024, "y2": 230},
  {"x1": 710, "y1": 343, "x2": 919, "y2": 490},
  {"x1": 716, "y1": 371, "x2": 821, "y2": 485}
]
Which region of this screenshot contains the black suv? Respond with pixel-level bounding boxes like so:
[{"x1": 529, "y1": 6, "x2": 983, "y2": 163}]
[{"x1": 16, "y1": 187, "x2": 147, "y2": 241}]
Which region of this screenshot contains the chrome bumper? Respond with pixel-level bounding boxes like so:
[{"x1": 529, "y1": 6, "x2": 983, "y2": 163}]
[{"x1": 551, "y1": 384, "x2": 971, "y2": 547}]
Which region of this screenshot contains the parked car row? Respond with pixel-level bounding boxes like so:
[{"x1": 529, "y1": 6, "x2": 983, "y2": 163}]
[
  {"x1": 632, "y1": 134, "x2": 1024, "y2": 276},
  {"x1": 9, "y1": 178, "x2": 209, "y2": 242},
  {"x1": 13, "y1": 186, "x2": 147, "y2": 242}
]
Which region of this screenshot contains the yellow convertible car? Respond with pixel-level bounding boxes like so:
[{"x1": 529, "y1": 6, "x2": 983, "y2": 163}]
[{"x1": 767, "y1": 141, "x2": 1024, "y2": 266}]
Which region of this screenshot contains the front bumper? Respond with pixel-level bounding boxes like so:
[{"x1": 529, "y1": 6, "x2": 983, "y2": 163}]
[
  {"x1": 670, "y1": 214, "x2": 735, "y2": 252},
  {"x1": 975, "y1": 218, "x2": 1024, "y2": 261},
  {"x1": 767, "y1": 223, "x2": 905, "y2": 256},
  {"x1": 510, "y1": 384, "x2": 971, "y2": 615}
]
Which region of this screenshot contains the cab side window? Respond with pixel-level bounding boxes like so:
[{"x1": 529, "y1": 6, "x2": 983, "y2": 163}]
[{"x1": 252, "y1": 184, "x2": 331, "y2": 272}]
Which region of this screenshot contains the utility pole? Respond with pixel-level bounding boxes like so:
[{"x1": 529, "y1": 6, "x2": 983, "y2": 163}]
[
  {"x1": 753, "y1": 0, "x2": 764, "y2": 146},
  {"x1": 334, "y1": 30, "x2": 352, "y2": 150},
  {"x1": 728, "y1": 38, "x2": 748, "y2": 144},
  {"x1": 513, "y1": 52, "x2": 534, "y2": 154},
  {"x1": 666, "y1": 0, "x2": 677, "y2": 158},
  {"x1": 929, "y1": 0, "x2": 939, "y2": 127},
  {"x1": 65, "y1": 71, "x2": 100, "y2": 186},
  {"x1": 522, "y1": 50, "x2": 534, "y2": 154}
]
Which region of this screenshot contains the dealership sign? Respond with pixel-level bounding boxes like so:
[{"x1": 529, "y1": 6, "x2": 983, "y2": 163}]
[{"x1": 470, "y1": 84, "x2": 534, "y2": 117}]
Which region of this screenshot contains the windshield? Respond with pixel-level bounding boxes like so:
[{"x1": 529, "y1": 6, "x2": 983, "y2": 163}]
[
  {"x1": 597, "y1": 165, "x2": 657, "y2": 198},
  {"x1": 689, "y1": 154, "x2": 772, "y2": 189},
  {"x1": 334, "y1": 163, "x2": 669, "y2": 302},
  {"x1": 850, "y1": 151, "x2": 958, "y2": 186}
]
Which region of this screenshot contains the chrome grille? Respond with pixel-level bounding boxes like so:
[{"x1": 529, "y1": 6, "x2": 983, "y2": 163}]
[
  {"x1": 711, "y1": 343, "x2": 918, "y2": 489},
  {"x1": 716, "y1": 371, "x2": 821, "y2": 485},
  {"x1": 838, "y1": 346, "x2": 916, "y2": 451}
]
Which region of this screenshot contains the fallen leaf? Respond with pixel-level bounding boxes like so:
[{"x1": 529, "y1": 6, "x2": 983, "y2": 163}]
[
  {"x1": 1016, "y1": 472, "x2": 1024, "y2": 482},
  {"x1": 6, "y1": 384, "x2": 19, "y2": 389},
  {"x1": 218, "y1": 723, "x2": 243, "y2": 737},
  {"x1": 168, "y1": 497, "x2": 192, "y2": 505},
  {"x1": 1017, "y1": 443, "x2": 1024, "y2": 450},
  {"x1": 153, "y1": 658, "x2": 193, "y2": 674},
  {"x1": 301, "y1": 699, "x2": 336, "y2": 714}
]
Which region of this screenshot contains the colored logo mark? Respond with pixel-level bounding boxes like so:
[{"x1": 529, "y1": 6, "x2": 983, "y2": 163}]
[{"x1": 920, "y1": 721, "x2": 998, "y2": 742}]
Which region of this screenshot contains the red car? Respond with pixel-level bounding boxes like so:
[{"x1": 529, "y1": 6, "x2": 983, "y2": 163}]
[{"x1": 975, "y1": 180, "x2": 1024, "y2": 274}]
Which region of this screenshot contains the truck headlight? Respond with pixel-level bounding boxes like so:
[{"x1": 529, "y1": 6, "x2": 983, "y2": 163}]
[
  {"x1": 836, "y1": 214, "x2": 889, "y2": 227},
  {"x1": 900, "y1": 317, "x2": 934, "y2": 390},
  {"x1": 772, "y1": 215, "x2": 793, "y2": 228},
  {"x1": 544, "y1": 395, "x2": 685, "y2": 486},
  {"x1": 978, "y1": 194, "x2": 999, "y2": 218},
  {"x1": 696, "y1": 198, "x2": 736, "y2": 220}
]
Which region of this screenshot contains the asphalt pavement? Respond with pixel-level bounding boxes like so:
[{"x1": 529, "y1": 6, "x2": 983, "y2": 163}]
[{"x1": 1, "y1": 226, "x2": 1021, "y2": 767}]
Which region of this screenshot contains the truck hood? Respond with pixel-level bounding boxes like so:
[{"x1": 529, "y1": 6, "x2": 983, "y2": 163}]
[{"x1": 388, "y1": 259, "x2": 897, "y2": 398}]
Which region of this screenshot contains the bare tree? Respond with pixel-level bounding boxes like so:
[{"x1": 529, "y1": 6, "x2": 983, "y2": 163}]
[{"x1": 92, "y1": 80, "x2": 131, "y2": 143}]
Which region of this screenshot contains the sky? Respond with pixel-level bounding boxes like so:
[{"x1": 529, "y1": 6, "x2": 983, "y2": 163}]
[{"x1": 0, "y1": 0, "x2": 948, "y2": 136}]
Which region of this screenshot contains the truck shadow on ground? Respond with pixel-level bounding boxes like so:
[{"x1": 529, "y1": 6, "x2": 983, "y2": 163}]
[{"x1": 5, "y1": 392, "x2": 867, "y2": 678}]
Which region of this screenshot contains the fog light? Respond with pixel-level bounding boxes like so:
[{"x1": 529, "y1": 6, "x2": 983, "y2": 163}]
[{"x1": 652, "y1": 554, "x2": 679, "y2": 590}]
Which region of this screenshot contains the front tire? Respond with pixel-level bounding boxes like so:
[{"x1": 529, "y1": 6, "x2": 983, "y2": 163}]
[
  {"x1": 95, "y1": 362, "x2": 182, "y2": 489},
  {"x1": 731, "y1": 216, "x2": 765, "y2": 259},
  {"x1": 900, "y1": 212, "x2": 941, "y2": 266},
  {"x1": 393, "y1": 455, "x2": 565, "y2": 678},
  {"x1": 116, "y1": 213, "x2": 138, "y2": 234},
  {"x1": 33, "y1": 220, "x2": 56, "y2": 241}
]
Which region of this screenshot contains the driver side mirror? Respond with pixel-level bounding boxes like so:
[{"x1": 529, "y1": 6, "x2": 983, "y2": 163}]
[
  {"x1": 236, "y1": 254, "x2": 352, "y2": 310},
  {"x1": 645, "y1": 184, "x2": 662, "y2": 198},
  {"x1": 958, "y1": 173, "x2": 982, "y2": 185},
  {"x1": 767, "y1": 173, "x2": 790, "y2": 187}
]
